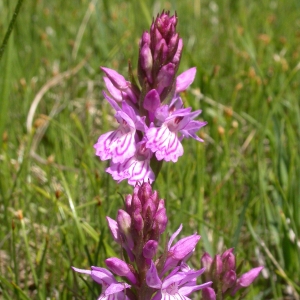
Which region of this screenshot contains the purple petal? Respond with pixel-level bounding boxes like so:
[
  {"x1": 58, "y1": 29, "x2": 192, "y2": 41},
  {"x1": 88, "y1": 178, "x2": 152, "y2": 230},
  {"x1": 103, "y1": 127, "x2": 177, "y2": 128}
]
[
  {"x1": 163, "y1": 233, "x2": 200, "y2": 274},
  {"x1": 179, "y1": 282, "x2": 212, "y2": 297},
  {"x1": 103, "y1": 77, "x2": 123, "y2": 102},
  {"x1": 94, "y1": 130, "x2": 117, "y2": 161},
  {"x1": 121, "y1": 101, "x2": 147, "y2": 132},
  {"x1": 102, "y1": 91, "x2": 121, "y2": 111},
  {"x1": 231, "y1": 266, "x2": 263, "y2": 296},
  {"x1": 109, "y1": 131, "x2": 137, "y2": 164},
  {"x1": 106, "y1": 217, "x2": 120, "y2": 242},
  {"x1": 143, "y1": 240, "x2": 159, "y2": 259},
  {"x1": 151, "y1": 291, "x2": 163, "y2": 300},
  {"x1": 144, "y1": 89, "x2": 161, "y2": 113},
  {"x1": 72, "y1": 266, "x2": 91, "y2": 276},
  {"x1": 177, "y1": 268, "x2": 206, "y2": 287},
  {"x1": 176, "y1": 67, "x2": 197, "y2": 93},
  {"x1": 101, "y1": 67, "x2": 129, "y2": 90},
  {"x1": 104, "y1": 282, "x2": 131, "y2": 295},
  {"x1": 155, "y1": 105, "x2": 169, "y2": 123},
  {"x1": 146, "y1": 261, "x2": 162, "y2": 289},
  {"x1": 237, "y1": 266, "x2": 264, "y2": 287},
  {"x1": 161, "y1": 273, "x2": 187, "y2": 290},
  {"x1": 168, "y1": 224, "x2": 183, "y2": 250},
  {"x1": 90, "y1": 266, "x2": 116, "y2": 286}
]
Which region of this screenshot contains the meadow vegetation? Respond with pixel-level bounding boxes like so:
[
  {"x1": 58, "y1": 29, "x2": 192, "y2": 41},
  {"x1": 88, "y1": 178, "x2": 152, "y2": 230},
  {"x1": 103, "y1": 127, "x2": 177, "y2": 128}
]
[{"x1": 0, "y1": 0, "x2": 300, "y2": 299}]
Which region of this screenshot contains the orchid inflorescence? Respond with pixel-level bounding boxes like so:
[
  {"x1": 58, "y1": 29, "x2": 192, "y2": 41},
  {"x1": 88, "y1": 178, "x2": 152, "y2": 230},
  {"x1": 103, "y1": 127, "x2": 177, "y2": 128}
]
[
  {"x1": 72, "y1": 11, "x2": 263, "y2": 300},
  {"x1": 94, "y1": 11, "x2": 207, "y2": 186}
]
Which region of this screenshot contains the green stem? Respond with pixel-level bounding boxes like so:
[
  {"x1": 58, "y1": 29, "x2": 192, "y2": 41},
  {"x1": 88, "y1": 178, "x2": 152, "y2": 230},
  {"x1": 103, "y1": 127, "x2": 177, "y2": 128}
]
[{"x1": 0, "y1": 0, "x2": 24, "y2": 62}]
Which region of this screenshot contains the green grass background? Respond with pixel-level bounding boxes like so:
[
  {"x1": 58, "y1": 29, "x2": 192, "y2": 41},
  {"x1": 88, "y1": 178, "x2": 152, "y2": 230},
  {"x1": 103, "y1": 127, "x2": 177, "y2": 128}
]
[{"x1": 1, "y1": 0, "x2": 300, "y2": 299}]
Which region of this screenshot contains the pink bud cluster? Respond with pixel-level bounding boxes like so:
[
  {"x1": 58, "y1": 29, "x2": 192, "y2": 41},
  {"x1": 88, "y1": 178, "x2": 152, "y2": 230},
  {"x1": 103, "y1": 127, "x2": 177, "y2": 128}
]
[
  {"x1": 201, "y1": 249, "x2": 264, "y2": 299},
  {"x1": 107, "y1": 182, "x2": 168, "y2": 265},
  {"x1": 138, "y1": 11, "x2": 182, "y2": 103},
  {"x1": 73, "y1": 183, "x2": 212, "y2": 300}
]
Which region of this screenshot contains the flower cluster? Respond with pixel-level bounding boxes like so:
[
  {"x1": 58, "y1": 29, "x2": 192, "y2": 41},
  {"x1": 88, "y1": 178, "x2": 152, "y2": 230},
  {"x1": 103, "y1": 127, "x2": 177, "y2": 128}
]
[
  {"x1": 72, "y1": 10, "x2": 263, "y2": 300},
  {"x1": 73, "y1": 183, "x2": 212, "y2": 300},
  {"x1": 94, "y1": 11, "x2": 207, "y2": 185},
  {"x1": 201, "y1": 249, "x2": 264, "y2": 299}
]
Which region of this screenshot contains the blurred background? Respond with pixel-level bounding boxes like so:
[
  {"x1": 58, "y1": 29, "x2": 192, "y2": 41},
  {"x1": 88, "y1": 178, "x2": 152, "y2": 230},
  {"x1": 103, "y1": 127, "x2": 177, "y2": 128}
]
[{"x1": 0, "y1": 0, "x2": 300, "y2": 299}]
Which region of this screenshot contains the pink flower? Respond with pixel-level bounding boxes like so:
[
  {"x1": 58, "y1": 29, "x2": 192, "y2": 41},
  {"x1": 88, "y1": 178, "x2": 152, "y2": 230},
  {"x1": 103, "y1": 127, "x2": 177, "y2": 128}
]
[
  {"x1": 146, "y1": 98, "x2": 207, "y2": 162},
  {"x1": 94, "y1": 95, "x2": 146, "y2": 164},
  {"x1": 72, "y1": 266, "x2": 131, "y2": 300},
  {"x1": 106, "y1": 140, "x2": 155, "y2": 185},
  {"x1": 146, "y1": 261, "x2": 212, "y2": 300},
  {"x1": 162, "y1": 224, "x2": 201, "y2": 274}
]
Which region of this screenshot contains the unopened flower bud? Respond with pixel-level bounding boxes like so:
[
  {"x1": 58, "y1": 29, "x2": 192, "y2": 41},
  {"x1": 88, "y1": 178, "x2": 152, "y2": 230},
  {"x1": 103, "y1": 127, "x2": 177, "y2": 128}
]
[
  {"x1": 202, "y1": 287, "x2": 216, "y2": 300},
  {"x1": 105, "y1": 258, "x2": 137, "y2": 284},
  {"x1": 222, "y1": 270, "x2": 236, "y2": 292},
  {"x1": 125, "y1": 194, "x2": 132, "y2": 213},
  {"x1": 212, "y1": 254, "x2": 223, "y2": 279},
  {"x1": 143, "y1": 240, "x2": 158, "y2": 259},
  {"x1": 117, "y1": 210, "x2": 134, "y2": 250},
  {"x1": 140, "y1": 31, "x2": 150, "y2": 47},
  {"x1": 142, "y1": 199, "x2": 156, "y2": 219},
  {"x1": 132, "y1": 211, "x2": 144, "y2": 232},
  {"x1": 132, "y1": 194, "x2": 142, "y2": 214},
  {"x1": 137, "y1": 182, "x2": 153, "y2": 205},
  {"x1": 222, "y1": 248, "x2": 235, "y2": 272},
  {"x1": 103, "y1": 77, "x2": 122, "y2": 102},
  {"x1": 168, "y1": 33, "x2": 179, "y2": 53},
  {"x1": 172, "y1": 38, "x2": 183, "y2": 64},
  {"x1": 154, "y1": 39, "x2": 168, "y2": 61},
  {"x1": 154, "y1": 206, "x2": 168, "y2": 234},
  {"x1": 140, "y1": 44, "x2": 153, "y2": 82},
  {"x1": 156, "y1": 63, "x2": 175, "y2": 92},
  {"x1": 201, "y1": 252, "x2": 213, "y2": 273}
]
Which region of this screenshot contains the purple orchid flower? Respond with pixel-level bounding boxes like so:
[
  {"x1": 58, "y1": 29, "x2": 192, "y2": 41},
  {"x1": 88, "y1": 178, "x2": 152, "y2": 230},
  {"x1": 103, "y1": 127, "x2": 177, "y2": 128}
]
[
  {"x1": 162, "y1": 224, "x2": 201, "y2": 274},
  {"x1": 106, "y1": 139, "x2": 155, "y2": 186},
  {"x1": 72, "y1": 266, "x2": 131, "y2": 300},
  {"x1": 146, "y1": 97, "x2": 206, "y2": 162},
  {"x1": 146, "y1": 261, "x2": 212, "y2": 300},
  {"x1": 94, "y1": 94, "x2": 146, "y2": 164}
]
